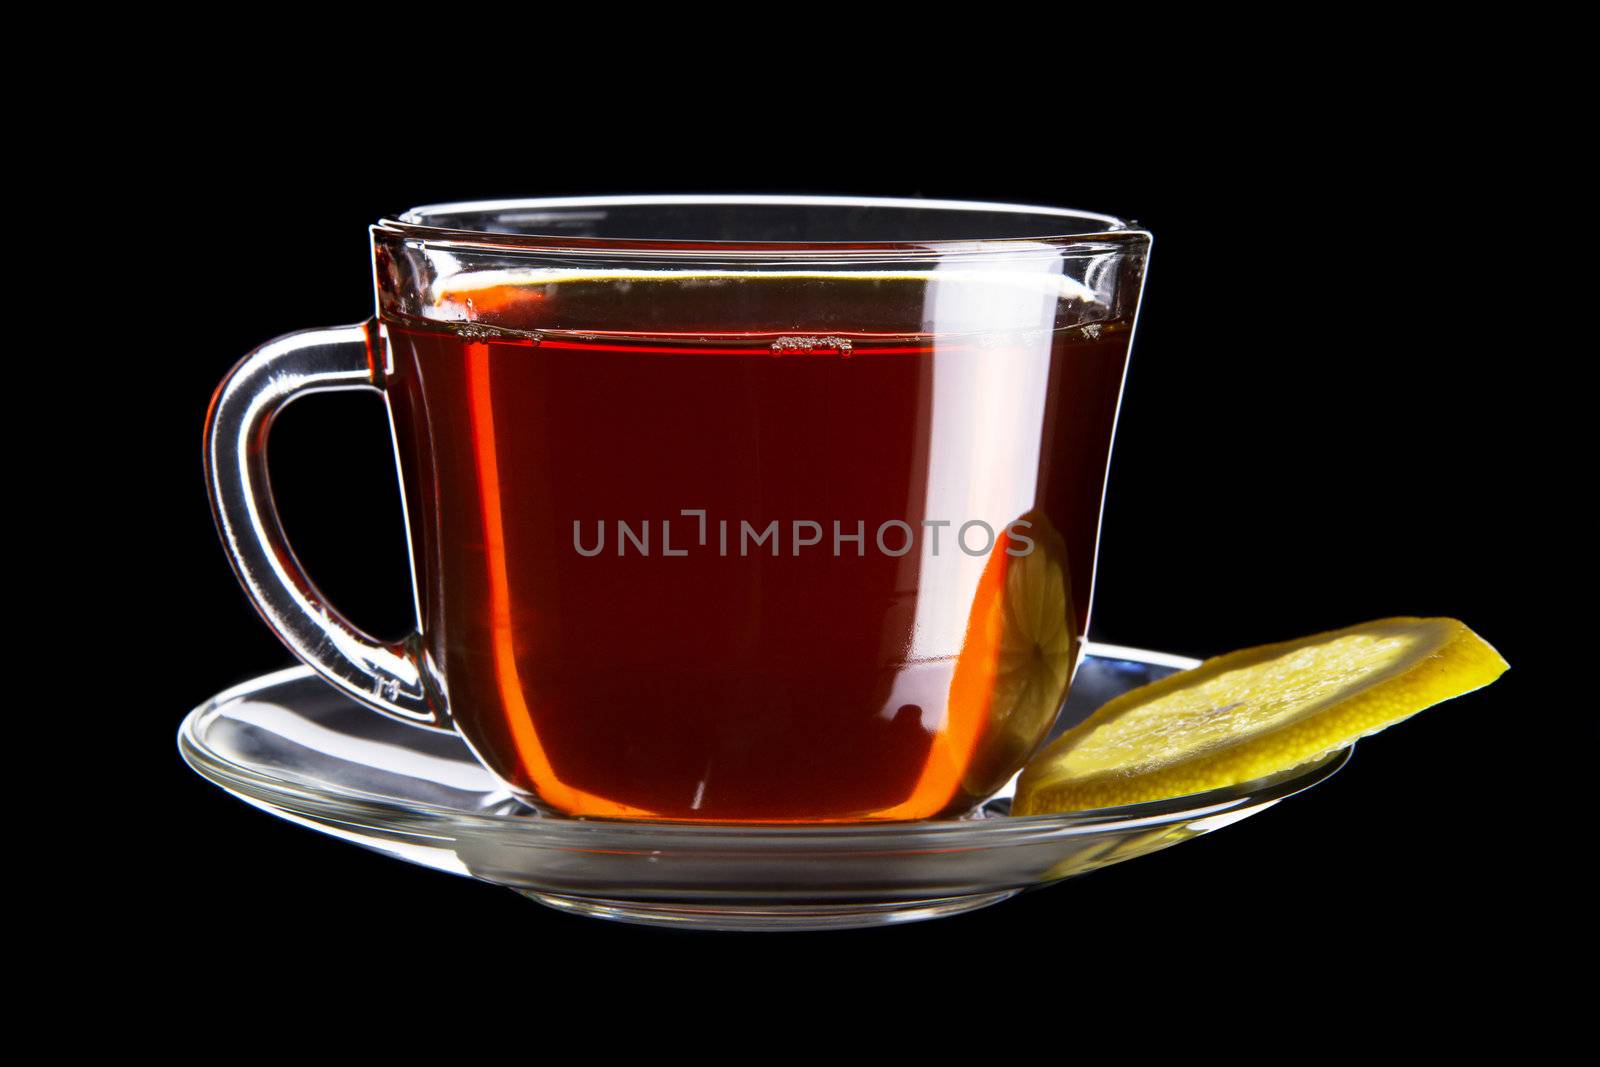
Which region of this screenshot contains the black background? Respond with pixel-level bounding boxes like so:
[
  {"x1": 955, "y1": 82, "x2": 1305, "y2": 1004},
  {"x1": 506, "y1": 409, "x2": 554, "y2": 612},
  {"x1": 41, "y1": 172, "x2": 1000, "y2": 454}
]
[{"x1": 65, "y1": 61, "x2": 1577, "y2": 1024}]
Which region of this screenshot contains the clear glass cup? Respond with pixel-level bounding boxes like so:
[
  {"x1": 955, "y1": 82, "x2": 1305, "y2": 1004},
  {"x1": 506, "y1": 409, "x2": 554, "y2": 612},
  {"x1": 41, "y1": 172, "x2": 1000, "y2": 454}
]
[{"x1": 205, "y1": 195, "x2": 1151, "y2": 823}]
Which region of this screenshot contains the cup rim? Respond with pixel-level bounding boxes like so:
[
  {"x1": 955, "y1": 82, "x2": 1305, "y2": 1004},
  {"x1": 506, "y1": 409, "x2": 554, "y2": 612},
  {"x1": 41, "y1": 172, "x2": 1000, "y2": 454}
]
[{"x1": 374, "y1": 194, "x2": 1150, "y2": 259}]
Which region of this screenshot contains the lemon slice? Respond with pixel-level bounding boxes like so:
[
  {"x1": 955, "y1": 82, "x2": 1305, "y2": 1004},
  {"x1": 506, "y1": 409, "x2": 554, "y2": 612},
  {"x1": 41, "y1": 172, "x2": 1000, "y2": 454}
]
[
  {"x1": 1013, "y1": 617, "x2": 1508, "y2": 814},
  {"x1": 953, "y1": 512, "x2": 1078, "y2": 802}
]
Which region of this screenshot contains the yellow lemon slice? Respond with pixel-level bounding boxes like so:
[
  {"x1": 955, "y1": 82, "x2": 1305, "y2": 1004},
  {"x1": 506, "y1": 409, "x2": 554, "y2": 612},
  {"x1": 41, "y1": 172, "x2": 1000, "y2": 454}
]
[
  {"x1": 1013, "y1": 617, "x2": 1508, "y2": 814},
  {"x1": 952, "y1": 512, "x2": 1078, "y2": 804}
]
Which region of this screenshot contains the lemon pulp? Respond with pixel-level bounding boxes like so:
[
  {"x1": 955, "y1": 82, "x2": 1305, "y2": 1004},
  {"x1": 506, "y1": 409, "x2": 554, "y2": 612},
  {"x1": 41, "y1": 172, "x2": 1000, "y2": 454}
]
[{"x1": 1013, "y1": 617, "x2": 1507, "y2": 814}]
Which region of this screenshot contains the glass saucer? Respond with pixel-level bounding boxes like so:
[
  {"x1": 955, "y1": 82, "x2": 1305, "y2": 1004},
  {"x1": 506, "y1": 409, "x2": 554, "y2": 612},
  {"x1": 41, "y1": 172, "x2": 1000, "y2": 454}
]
[{"x1": 179, "y1": 644, "x2": 1349, "y2": 931}]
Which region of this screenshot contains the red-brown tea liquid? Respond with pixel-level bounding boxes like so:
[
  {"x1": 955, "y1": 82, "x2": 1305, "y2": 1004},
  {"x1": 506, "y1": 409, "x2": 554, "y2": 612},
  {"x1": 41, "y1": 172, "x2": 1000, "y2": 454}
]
[{"x1": 383, "y1": 274, "x2": 1130, "y2": 821}]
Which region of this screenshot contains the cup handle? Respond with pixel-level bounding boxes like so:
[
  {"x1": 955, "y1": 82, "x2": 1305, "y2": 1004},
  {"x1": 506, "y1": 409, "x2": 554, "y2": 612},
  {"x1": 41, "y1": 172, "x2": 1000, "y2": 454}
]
[{"x1": 204, "y1": 322, "x2": 446, "y2": 729}]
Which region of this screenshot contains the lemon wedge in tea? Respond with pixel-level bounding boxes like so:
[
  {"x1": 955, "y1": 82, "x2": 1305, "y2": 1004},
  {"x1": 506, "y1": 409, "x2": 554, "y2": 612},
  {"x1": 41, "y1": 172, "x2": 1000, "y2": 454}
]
[
  {"x1": 1012, "y1": 617, "x2": 1508, "y2": 815},
  {"x1": 952, "y1": 512, "x2": 1078, "y2": 804}
]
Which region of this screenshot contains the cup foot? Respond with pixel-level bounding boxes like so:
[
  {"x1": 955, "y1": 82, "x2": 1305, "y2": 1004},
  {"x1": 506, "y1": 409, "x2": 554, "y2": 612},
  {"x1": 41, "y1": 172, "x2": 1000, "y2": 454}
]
[{"x1": 519, "y1": 890, "x2": 1021, "y2": 931}]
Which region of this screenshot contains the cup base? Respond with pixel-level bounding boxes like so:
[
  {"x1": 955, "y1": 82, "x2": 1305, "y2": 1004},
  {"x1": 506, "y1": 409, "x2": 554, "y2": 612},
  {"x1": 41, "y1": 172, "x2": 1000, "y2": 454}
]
[{"x1": 520, "y1": 890, "x2": 1020, "y2": 931}]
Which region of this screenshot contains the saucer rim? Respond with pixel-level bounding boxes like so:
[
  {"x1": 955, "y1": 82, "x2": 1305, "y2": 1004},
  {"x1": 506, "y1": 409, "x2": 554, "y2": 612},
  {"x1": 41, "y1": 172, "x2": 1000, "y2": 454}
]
[{"x1": 178, "y1": 646, "x2": 1352, "y2": 846}]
